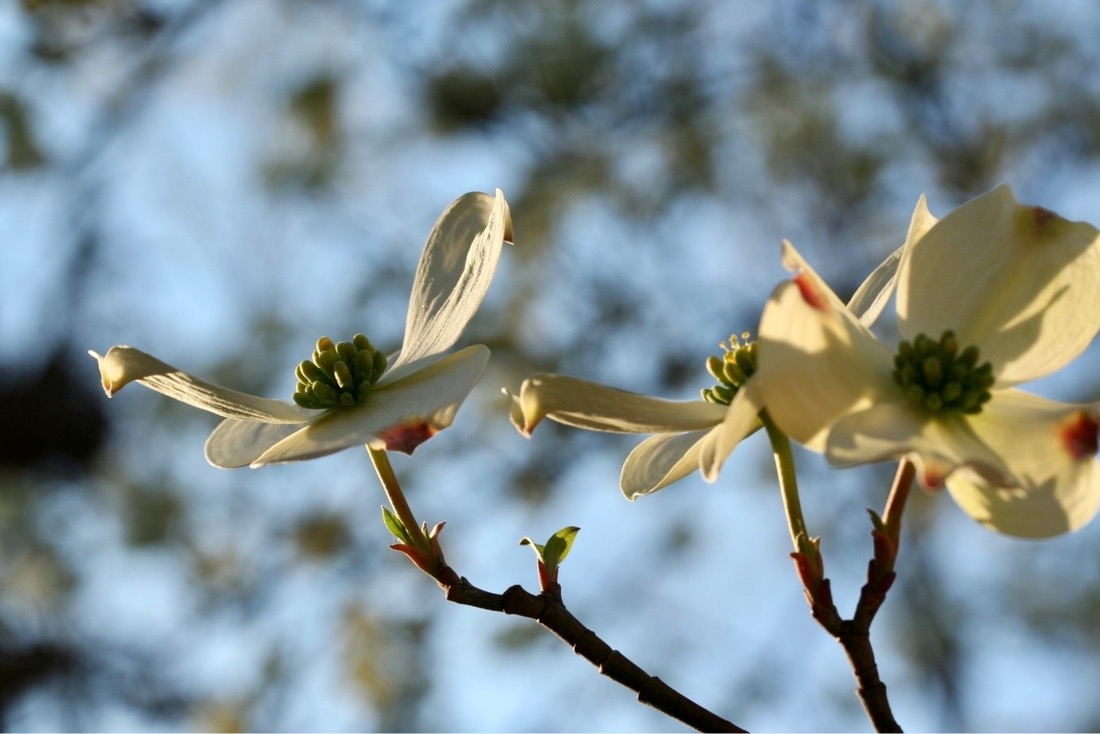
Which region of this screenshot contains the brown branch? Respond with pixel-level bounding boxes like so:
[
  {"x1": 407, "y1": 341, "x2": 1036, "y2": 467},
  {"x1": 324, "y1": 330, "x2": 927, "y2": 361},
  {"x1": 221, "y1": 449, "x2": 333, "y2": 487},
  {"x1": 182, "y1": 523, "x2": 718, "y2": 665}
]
[
  {"x1": 800, "y1": 461, "x2": 914, "y2": 733},
  {"x1": 435, "y1": 566, "x2": 746, "y2": 733},
  {"x1": 835, "y1": 567, "x2": 901, "y2": 733}
]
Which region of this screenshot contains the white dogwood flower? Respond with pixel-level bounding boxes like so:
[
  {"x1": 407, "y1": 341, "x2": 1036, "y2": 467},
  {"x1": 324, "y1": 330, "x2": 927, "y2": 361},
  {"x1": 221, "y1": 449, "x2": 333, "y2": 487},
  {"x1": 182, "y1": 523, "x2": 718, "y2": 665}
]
[
  {"x1": 506, "y1": 197, "x2": 935, "y2": 500},
  {"x1": 92, "y1": 189, "x2": 512, "y2": 467},
  {"x1": 757, "y1": 185, "x2": 1100, "y2": 537}
]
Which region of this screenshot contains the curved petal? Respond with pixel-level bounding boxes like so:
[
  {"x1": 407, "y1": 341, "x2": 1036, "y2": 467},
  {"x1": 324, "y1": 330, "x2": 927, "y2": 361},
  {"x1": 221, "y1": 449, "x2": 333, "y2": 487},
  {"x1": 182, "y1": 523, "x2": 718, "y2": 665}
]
[
  {"x1": 620, "y1": 429, "x2": 715, "y2": 500},
  {"x1": 847, "y1": 194, "x2": 937, "y2": 327},
  {"x1": 898, "y1": 184, "x2": 1100, "y2": 384},
  {"x1": 507, "y1": 373, "x2": 727, "y2": 436},
  {"x1": 388, "y1": 190, "x2": 511, "y2": 380},
  {"x1": 699, "y1": 385, "x2": 763, "y2": 482},
  {"x1": 89, "y1": 346, "x2": 312, "y2": 423},
  {"x1": 826, "y1": 402, "x2": 1016, "y2": 489},
  {"x1": 756, "y1": 257, "x2": 896, "y2": 449},
  {"x1": 205, "y1": 421, "x2": 305, "y2": 469},
  {"x1": 250, "y1": 344, "x2": 490, "y2": 466},
  {"x1": 945, "y1": 393, "x2": 1100, "y2": 537}
]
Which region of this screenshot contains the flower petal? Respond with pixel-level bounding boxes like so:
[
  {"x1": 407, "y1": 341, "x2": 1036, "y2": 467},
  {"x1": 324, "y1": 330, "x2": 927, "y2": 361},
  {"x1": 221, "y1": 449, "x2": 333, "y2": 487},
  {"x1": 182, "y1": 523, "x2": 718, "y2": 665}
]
[
  {"x1": 825, "y1": 401, "x2": 1016, "y2": 489},
  {"x1": 947, "y1": 466, "x2": 1100, "y2": 539},
  {"x1": 898, "y1": 184, "x2": 1100, "y2": 384},
  {"x1": 388, "y1": 190, "x2": 511, "y2": 381},
  {"x1": 699, "y1": 385, "x2": 763, "y2": 482},
  {"x1": 507, "y1": 373, "x2": 727, "y2": 436},
  {"x1": 89, "y1": 346, "x2": 311, "y2": 423},
  {"x1": 204, "y1": 421, "x2": 305, "y2": 469},
  {"x1": 620, "y1": 429, "x2": 715, "y2": 500},
  {"x1": 756, "y1": 250, "x2": 896, "y2": 449},
  {"x1": 846, "y1": 194, "x2": 937, "y2": 327},
  {"x1": 945, "y1": 393, "x2": 1100, "y2": 537},
  {"x1": 250, "y1": 344, "x2": 490, "y2": 466}
]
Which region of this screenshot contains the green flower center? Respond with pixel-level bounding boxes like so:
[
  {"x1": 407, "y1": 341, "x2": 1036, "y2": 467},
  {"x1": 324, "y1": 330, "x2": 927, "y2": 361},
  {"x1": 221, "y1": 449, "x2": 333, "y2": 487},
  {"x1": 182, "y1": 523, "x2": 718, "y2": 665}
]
[
  {"x1": 293, "y1": 334, "x2": 388, "y2": 409},
  {"x1": 701, "y1": 333, "x2": 757, "y2": 406},
  {"x1": 892, "y1": 330, "x2": 994, "y2": 415}
]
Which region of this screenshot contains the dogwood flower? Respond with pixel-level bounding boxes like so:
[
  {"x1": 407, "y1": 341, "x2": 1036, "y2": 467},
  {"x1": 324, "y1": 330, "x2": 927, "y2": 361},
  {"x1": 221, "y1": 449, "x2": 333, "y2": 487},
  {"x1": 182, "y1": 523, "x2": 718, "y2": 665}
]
[
  {"x1": 507, "y1": 197, "x2": 934, "y2": 500},
  {"x1": 757, "y1": 185, "x2": 1100, "y2": 537},
  {"x1": 508, "y1": 336, "x2": 761, "y2": 500},
  {"x1": 91, "y1": 189, "x2": 512, "y2": 468}
]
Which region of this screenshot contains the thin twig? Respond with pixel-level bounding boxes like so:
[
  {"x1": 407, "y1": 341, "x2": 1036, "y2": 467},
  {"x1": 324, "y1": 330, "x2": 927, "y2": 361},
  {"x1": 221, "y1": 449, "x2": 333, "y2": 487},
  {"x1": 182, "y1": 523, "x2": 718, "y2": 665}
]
[
  {"x1": 766, "y1": 409, "x2": 909, "y2": 732},
  {"x1": 434, "y1": 567, "x2": 747, "y2": 733},
  {"x1": 807, "y1": 461, "x2": 914, "y2": 733},
  {"x1": 369, "y1": 448, "x2": 746, "y2": 732}
]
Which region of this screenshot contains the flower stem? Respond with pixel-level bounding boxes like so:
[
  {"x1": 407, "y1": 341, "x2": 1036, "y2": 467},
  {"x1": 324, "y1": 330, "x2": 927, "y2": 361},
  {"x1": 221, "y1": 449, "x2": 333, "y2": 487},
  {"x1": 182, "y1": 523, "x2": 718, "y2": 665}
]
[
  {"x1": 760, "y1": 409, "x2": 807, "y2": 551},
  {"x1": 883, "y1": 459, "x2": 914, "y2": 539},
  {"x1": 367, "y1": 445, "x2": 429, "y2": 549}
]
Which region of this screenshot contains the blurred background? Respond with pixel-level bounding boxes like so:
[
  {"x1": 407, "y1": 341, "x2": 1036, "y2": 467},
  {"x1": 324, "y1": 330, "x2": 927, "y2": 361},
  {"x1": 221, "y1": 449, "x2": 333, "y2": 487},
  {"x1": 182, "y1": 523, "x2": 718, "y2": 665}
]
[{"x1": 3, "y1": 0, "x2": 1100, "y2": 730}]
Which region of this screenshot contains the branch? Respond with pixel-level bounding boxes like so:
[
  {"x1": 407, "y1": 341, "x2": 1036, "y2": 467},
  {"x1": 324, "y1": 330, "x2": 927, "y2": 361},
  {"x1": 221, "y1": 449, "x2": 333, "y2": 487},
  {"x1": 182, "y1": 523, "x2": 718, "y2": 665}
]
[
  {"x1": 433, "y1": 566, "x2": 747, "y2": 733},
  {"x1": 802, "y1": 461, "x2": 914, "y2": 733}
]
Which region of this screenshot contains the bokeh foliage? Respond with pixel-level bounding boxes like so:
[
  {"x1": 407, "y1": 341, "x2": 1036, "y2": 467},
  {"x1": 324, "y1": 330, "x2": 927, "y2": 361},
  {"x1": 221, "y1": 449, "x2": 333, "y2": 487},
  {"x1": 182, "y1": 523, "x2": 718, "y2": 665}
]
[{"x1": 3, "y1": 0, "x2": 1100, "y2": 730}]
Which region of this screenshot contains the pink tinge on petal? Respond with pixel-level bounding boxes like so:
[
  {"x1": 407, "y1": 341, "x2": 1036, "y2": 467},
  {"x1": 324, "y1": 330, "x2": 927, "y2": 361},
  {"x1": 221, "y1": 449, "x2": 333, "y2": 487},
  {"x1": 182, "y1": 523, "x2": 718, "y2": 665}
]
[
  {"x1": 794, "y1": 273, "x2": 829, "y2": 312},
  {"x1": 920, "y1": 470, "x2": 945, "y2": 491},
  {"x1": 1032, "y1": 206, "x2": 1056, "y2": 228},
  {"x1": 1060, "y1": 411, "x2": 1099, "y2": 460},
  {"x1": 914, "y1": 454, "x2": 949, "y2": 491},
  {"x1": 380, "y1": 420, "x2": 436, "y2": 455}
]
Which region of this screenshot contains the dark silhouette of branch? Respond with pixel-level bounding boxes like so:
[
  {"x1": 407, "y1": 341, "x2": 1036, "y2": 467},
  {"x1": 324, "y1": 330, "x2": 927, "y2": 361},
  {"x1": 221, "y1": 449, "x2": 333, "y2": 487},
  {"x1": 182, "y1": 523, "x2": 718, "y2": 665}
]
[{"x1": 432, "y1": 566, "x2": 746, "y2": 733}]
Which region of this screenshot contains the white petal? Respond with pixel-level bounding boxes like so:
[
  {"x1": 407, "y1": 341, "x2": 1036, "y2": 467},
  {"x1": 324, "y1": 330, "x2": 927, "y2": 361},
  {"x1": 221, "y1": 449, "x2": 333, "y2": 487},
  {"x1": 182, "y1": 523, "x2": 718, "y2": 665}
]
[
  {"x1": 388, "y1": 190, "x2": 511, "y2": 381},
  {"x1": 699, "y1": 386, "x2": 763, "y2": 482},
  {"x1": 204, "y1": 421, "x2": 305, "y2": 469},
  {"x1": 507, "y1": 373, "x2": 727, "y2": 436},
  {"x1": 947, "y1": 466, "x2": 1100, "y2": 539},
  {"x1": 756, "y1": 263, "x2": 896, "y2": 449},
  {"x1": 89, "y1": 346, "x2": 311, "y2": 423},
  {"x1": 847, "y1": 195, "x2": 937, "y2": 327},
  {"x1": 945, "y1": 393, "x2": 1100, "y2": 537},
  {"x1": 826, "y1": 401, "x2": 1016, "y2": 488},
  {"x1": 620, "y1": 429, "x2": 715, "y2": 500},
  {"x1": 898, "y1": 184, "x2": 1100, "y2": 384},
  {"x1": 250, "y1": 344, "x2": 490, "y2": 465}
]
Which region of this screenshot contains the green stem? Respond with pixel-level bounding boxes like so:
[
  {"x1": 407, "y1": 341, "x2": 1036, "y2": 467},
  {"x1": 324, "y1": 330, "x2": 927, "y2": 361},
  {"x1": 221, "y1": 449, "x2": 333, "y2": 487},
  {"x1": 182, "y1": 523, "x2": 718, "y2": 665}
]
[
  {"x1": 367, "y1": 445, "x2": 429, "y2": 549},
  {"x1": 760, "y1": 408, "x2": 807, "y2": 551}
]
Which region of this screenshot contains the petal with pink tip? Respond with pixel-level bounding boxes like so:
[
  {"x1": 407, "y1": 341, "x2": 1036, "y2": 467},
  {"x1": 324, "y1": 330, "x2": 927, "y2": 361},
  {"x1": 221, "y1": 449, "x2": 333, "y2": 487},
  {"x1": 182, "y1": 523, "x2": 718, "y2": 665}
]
[
  {"x1": 507, "y1": 373, "x2": 726, "y2": 436},
  {"x1": 90, "y1": 346, "x2": 311, "y2": 423},
  {"x1": 898, "y1": 185, "x2": 1100, "y2": 385},
  {"x1": 388, "y1": 190, "x2": 511, "y2": 381}
]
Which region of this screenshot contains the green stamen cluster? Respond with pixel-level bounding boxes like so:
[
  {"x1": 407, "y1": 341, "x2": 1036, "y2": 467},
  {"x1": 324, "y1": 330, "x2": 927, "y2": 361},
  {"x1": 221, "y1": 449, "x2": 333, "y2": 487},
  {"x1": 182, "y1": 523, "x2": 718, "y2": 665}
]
[
  {"x1": 293, "y1": 334, "x2": 387, "y2": 409},
  {"x1": 892, "y1": 330, "x2": 993, "y2": 415},
  {"x1": 701, "y1": 333, "x2": 757, "y2": 406}
]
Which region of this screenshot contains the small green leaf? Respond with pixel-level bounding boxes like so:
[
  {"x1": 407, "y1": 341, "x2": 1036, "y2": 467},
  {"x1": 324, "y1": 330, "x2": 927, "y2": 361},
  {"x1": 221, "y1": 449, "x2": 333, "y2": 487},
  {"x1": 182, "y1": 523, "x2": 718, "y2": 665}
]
[
  {"x1": 542, "y1": 526, "x2": 580, "y2": 568},
  {"x1": 866, "y1": 508, "x2": 888, "y2": 534},
  {"x1": 382, "y1": 506, "x2": 412, "y2": 544}
]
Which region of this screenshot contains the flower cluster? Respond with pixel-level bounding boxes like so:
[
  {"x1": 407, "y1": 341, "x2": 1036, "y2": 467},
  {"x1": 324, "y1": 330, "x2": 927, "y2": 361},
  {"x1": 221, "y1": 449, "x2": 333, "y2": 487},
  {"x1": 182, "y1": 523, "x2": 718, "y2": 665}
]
[
  {"x1": 94, "y1": 184, "x2": 1100, "y2": 539},
  {"x1": 511, "y1": 186, "x2": 1100, "y2": 538}
]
